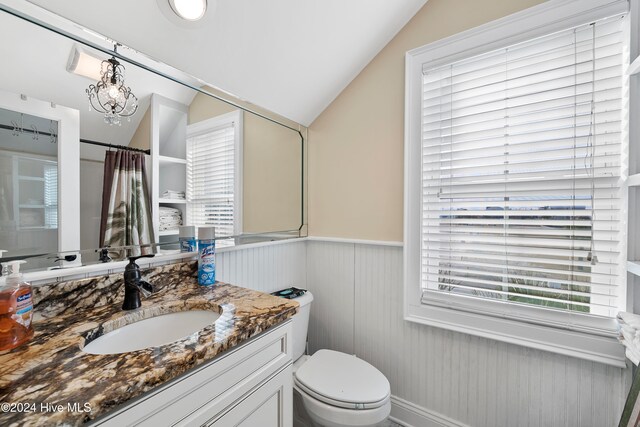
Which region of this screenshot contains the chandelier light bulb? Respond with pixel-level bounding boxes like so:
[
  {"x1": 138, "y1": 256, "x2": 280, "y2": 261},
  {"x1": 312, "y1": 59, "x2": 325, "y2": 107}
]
[
  {"x1": 86, "y1": 53, "x2": 138, "y2": 126},
  {"x1": 107, "y1": 85, "x2": 120, "y2": 100},
  {"x1": 169, "y1": 0, "x2": 207, "y2": 21}
]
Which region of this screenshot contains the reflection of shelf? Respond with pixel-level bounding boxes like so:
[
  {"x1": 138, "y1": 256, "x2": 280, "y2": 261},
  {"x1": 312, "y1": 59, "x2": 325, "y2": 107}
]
[
  {"x1": 159, "y1": 198, "x2": 186, "y2": 204},
  {"x1": 19, "y1": 204, "x2": 45, "y2": 208},
  {"x1": 159, "y1": 229, "x2": 179, "y2": 236},
  {"x1": 629, "y1": 261, "x2": 640, "y2": 276},
  {"x1": 159, "y1": 155, "x2": 186, "y2": 165},
  {"x1": 18, "y1": 175, "x2": 44, "y2": 182},
  {"x1": 158, "y1": 249, "x2": 181, "y2": 255},
  {"x1": 20, "y1": 226, "x2": 53, "y2": 230}
]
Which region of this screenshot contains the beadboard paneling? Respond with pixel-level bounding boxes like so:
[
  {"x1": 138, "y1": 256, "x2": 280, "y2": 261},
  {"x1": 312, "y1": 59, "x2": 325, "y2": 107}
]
[
  {"x1": 306, "y1": 241, "x2": 355, "y2": 355},
  {"x1": 215, "y1": 240, "x2": 307, "y2": 294},
  {"x1": 306, "y1": 240, "x2": 628, "y2": 427}
]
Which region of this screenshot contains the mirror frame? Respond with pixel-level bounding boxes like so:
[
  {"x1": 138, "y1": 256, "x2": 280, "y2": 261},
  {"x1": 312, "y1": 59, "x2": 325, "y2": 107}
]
[
  {"x1": 0, "y1": 0, "x2": 307, "y2": 279},
  {"x1": 0, "y1": 89, "x2": 80, "y2": 254}
]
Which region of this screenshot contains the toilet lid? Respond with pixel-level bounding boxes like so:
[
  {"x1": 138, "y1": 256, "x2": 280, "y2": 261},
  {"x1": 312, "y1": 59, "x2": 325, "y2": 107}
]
[{"x1": 294, "y1": 349, "x2": 390, "y2": 409}]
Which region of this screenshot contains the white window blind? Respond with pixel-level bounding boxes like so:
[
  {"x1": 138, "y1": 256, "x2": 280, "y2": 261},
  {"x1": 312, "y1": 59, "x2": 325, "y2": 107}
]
[
  {"x1": 187, "y1": 117, "x2": 238, "y2": 237},
  {"x1": 421, "y1": 16, "x2": 626, "y2": 320},
  {"x1": 43, "y1": 162, "x2": 57, "y2": 229}
]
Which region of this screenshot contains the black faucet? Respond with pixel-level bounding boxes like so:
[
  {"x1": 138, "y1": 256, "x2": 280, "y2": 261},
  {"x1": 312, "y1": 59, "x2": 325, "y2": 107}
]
[
  {"x1": 122, "y1": 254, "x2": 155, "y2": 310},
  {"x1": 98, "y1": 247, "x2": 111, "y2": 263}
]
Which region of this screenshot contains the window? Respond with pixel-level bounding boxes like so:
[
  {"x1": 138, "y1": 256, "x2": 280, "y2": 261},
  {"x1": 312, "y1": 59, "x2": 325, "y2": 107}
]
[
  {"x1": 186, "y1": 110, "x2": 243, "y2": 237},
  {"x1": 404, "y1": 0, "x2": 628, "y2": 366},
  {"x1": 43, "y1": 162, "x2": 57, "y2": 229}
]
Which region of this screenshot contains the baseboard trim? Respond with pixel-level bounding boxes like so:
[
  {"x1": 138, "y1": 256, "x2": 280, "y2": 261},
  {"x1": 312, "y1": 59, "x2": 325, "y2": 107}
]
[{"x1": 390, "y1": 396, "x2": 468, "y2": 427}]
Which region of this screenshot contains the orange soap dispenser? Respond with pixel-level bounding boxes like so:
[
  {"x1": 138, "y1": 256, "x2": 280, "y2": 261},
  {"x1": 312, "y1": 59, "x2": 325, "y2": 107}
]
[{"x1": 0, "y1": 260, "x2": 34, "y2": 352}]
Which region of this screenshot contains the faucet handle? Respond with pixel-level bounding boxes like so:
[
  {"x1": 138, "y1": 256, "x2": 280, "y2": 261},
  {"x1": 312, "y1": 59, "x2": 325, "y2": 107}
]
[
  {"x1": 127, "y1": 253, "x2": 155, "y2": 264},
  {"x1": 136, "y1": 280, "x2": 154, "y2": 298}
]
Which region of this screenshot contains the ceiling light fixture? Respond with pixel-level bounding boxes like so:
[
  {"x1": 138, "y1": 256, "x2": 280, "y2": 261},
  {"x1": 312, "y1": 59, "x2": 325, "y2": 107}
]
[
  {"x1": 86, "y1": 45, "x2": 138, "y2": 126},
  {"x1": 169, "y1": 0, "x2": 207, "y2": 21}
]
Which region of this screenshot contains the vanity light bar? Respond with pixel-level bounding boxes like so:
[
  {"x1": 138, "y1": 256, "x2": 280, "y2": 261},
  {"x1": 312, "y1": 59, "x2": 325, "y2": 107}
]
[{"x1": 66, "y1": 45, "x2": 103, "y2": 81}]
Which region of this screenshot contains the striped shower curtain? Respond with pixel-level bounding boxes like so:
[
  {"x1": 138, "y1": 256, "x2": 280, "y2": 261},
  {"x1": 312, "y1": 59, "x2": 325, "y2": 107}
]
[{"x1": 99, "y1": 150, "x2": 155, "y2": 253}]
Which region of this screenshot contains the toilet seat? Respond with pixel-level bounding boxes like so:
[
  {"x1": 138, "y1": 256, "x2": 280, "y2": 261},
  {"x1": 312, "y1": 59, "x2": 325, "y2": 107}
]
[
  {"x1": 294, "y1": 383, "x2": 392, "y2": 427},
  {"x1": 294, "y1": 378, "x2": 390, "y2": 410},
  {"x1": 294, "y1": 349, "x2": 391, "y2": 410}
]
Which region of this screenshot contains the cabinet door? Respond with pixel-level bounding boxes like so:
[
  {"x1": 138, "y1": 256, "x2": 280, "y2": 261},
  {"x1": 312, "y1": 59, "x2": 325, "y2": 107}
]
[{"x1": 207, "y1": 365, "x2": 292, "y2": 427}]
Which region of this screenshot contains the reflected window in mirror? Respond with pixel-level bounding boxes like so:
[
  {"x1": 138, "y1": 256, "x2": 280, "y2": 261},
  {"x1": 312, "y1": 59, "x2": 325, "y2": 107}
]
[
  {"x1": 186, "y1": 110, "x2": 243, "y2": 237},
  {"x1": 0, "y1": 108, "x2": 59, "y2": 265}
]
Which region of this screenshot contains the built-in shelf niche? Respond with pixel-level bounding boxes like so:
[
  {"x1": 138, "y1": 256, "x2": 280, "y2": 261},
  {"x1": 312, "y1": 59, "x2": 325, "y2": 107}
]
[{"x1": 150, "y1": 94, "x2": 188, "y2": 243}]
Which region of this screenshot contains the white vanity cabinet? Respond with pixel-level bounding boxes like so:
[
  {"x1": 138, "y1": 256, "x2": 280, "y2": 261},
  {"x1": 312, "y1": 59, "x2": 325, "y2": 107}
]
[{"x1": 92, "y1": 321, "x2": 293, "y2": 427}]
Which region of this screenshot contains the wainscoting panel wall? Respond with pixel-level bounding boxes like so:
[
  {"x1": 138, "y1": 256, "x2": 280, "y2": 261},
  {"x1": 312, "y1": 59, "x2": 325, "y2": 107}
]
[
  {"x1": 306, "y1": 240, "x2": 628, "y2": 427},
  {"x1": 215, "y1": 240, "x2": 307, "y2": 294},
  {"x1": 306, "y1": 241, "x2": 356, "y2": 356},
  {"x1": 211, "y1": 239, "x2": 628, "y2": 426}
]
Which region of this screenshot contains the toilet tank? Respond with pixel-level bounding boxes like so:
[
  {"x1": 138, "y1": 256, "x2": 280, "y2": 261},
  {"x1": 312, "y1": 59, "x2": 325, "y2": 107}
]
[{"x1": 289, "y1": 291, "x2": 313, "y2": 361}]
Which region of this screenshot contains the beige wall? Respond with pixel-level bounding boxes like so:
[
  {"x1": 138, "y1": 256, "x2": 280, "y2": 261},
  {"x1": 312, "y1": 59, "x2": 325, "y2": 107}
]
[
  {"x1": 128, "y1": 106, "x2": 151, "y2": 151},
  {"x1": 189, "y1": 88, "x2": 303, "y2": 233},
  {"x1": 308, "y1": 0, "x2": 546, "y2": 241}
]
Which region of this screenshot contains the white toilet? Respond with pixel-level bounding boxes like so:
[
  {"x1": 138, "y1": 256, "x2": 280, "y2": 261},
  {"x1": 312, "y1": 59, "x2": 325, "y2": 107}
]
[{"x1": 289, "y1": 291, "x2": 391, "y2": 427}]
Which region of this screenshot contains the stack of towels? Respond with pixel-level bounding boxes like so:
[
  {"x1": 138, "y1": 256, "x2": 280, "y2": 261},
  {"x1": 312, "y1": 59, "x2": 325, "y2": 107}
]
[
  {"x1": 161, "y1": 189, "x2": 185, "y2": 200},
  {"x1": 159, "y1": 206, "x2": 182, "y2": 231},
  {"x1": 618, "y1": 312, "x2": 640, "y2": 365}
]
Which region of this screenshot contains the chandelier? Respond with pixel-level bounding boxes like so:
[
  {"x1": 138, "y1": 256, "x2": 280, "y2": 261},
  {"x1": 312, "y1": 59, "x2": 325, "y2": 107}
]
[{"x1": 86, "y1": 47, "x2": 138, "y2": 126}]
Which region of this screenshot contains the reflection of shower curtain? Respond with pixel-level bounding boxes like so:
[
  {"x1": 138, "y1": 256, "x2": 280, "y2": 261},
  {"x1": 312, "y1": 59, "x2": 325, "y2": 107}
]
[{"x1": 99, "y1": 150, "x2": 154, "y2": 251}]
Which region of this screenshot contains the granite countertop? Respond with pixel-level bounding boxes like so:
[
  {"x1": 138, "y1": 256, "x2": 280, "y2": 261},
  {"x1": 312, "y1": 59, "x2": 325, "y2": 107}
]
[{"x1": 0, "y1": 261, "x2": 299, "y2": 426}]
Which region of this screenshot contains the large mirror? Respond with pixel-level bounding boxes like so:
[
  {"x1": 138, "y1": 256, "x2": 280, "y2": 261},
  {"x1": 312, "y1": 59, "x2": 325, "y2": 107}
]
[{"x1": 0, "y1": 5, "x2": 304, "y2": 272}]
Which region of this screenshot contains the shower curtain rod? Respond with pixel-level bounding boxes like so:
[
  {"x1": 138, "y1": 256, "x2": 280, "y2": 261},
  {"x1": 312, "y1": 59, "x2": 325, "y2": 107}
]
[{"x1": 0, "y1": 123, "x2": 151, "y2": 155}]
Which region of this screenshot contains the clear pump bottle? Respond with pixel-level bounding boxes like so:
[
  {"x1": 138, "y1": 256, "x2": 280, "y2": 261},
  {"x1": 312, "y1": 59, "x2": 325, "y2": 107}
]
[{"x1": 0, "y1": 261, "x2": 34, "y2": 352}]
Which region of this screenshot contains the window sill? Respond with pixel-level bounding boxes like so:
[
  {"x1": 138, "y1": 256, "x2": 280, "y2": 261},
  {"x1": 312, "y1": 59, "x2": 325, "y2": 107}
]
[{"x1": 405, "y1": 301, "x2": 626, "y2": 368}]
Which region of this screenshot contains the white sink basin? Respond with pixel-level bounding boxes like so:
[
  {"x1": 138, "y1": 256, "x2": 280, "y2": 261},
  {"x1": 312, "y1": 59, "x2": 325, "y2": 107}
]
[{"x1": 82, "y1": 310, "x2": 220, "y2": 355}]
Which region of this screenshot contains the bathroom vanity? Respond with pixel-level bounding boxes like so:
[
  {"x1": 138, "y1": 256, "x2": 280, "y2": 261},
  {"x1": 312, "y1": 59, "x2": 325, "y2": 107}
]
[
  {"x1": 95, "y1": 321, "x2": 293, "y2": 426},
  {"x1": 0, "y1": 261, "x2": 298, "y2": 426}
]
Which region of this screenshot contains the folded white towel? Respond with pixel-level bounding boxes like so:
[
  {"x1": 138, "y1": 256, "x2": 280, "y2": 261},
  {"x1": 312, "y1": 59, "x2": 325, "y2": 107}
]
[
  {"x1": 159, "y1": 217, "x2": 181, "y2": 222},
  {"x1": 619, "y1": 324, "x2": 640, "y2": 365},
  {"x1": 621, "y1": 324, "x2": 636, "y2": 343},
  {"x1": 161, "y1": 190, "x2": 185, "y2": 199},
  {"x1": 620, "y1": 324, "x2": 640, "y2": 348},
  {"x1": 159, "y1": 224, "x2": 181, "y2": 231},
  {"x1": 618, "y1": 312, "x2": 640, "y2": 330},
  {"x1": 159, "y1": 206, "x2": 181, "y2": 214},
  {"x1": 158, "y1": 205, "x2": 183, "y2": 230}
]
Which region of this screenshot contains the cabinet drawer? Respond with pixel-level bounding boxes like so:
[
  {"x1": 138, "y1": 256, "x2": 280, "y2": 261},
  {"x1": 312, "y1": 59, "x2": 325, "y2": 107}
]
[{"x1": 94, "y1": 321, "x2": 292, "y2": 426}]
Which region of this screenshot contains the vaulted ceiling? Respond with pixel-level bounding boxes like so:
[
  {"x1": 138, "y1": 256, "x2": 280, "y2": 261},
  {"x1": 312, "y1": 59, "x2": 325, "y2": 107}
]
[{"x1": 23, "y1": 0, "x2": 427, "y2": 126}]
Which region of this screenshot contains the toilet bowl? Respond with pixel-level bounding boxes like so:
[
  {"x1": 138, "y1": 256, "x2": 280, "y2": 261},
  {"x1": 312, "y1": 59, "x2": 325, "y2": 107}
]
[{"x1": 287, "y1": 291, "x2": 391, "y2": 427}]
